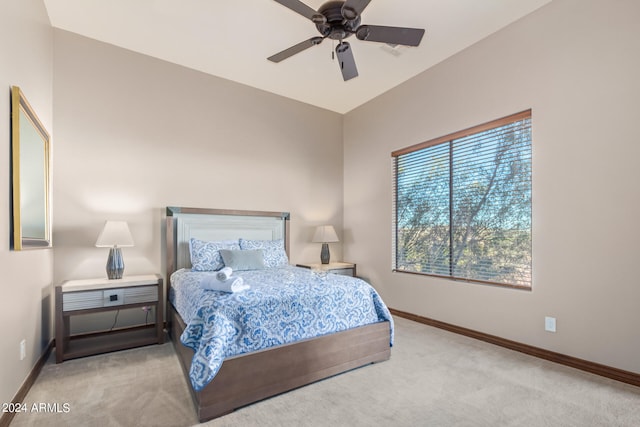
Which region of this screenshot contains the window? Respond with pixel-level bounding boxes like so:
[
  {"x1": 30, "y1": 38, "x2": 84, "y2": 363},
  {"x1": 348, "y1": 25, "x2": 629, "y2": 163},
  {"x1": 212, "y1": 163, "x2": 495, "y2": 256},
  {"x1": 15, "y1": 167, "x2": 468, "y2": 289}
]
[{"x1": 392, "y1": 110, "x2": 532, "y2": 289}]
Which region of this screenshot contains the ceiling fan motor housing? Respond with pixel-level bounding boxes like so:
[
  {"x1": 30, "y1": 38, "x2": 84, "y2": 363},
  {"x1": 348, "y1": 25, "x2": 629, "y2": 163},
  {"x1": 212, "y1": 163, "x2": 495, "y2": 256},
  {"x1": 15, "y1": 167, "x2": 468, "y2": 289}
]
[{"x1": 315, "y1": 0, "x2": 361, "y2": 40}]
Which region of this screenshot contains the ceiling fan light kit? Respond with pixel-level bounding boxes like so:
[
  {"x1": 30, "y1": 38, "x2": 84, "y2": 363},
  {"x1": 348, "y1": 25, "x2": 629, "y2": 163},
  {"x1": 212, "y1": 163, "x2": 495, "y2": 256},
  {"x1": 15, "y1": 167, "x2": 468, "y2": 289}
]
[{"x1": 270, "y1": 0, "x2": 425, "y2": 81}]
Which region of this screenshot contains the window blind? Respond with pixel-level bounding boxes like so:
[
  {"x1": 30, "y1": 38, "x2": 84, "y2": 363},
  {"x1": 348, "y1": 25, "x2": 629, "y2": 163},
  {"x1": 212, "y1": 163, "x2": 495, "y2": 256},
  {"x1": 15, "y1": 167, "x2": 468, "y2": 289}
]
[{"x1": 392, "y1": 110, "x2": 532, "y2": 288}]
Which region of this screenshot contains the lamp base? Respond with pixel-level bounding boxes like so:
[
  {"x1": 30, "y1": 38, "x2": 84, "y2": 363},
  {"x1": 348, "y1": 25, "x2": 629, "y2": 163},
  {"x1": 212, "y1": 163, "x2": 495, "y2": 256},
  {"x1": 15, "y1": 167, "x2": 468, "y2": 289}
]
[
  {"x1": 106, "y1": 247, "x2": 125, "y2": 279},
  {"x1": 320, "y1": 243, "x2": 330, "y2": 264}
]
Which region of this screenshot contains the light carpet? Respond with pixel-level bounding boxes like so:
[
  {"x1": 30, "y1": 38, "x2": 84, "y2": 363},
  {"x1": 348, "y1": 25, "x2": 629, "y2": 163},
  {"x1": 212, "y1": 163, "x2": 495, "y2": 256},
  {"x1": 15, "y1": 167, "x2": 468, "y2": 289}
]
[{"x1": 11, "y1": 317, "x2": 640, "y2": 427}]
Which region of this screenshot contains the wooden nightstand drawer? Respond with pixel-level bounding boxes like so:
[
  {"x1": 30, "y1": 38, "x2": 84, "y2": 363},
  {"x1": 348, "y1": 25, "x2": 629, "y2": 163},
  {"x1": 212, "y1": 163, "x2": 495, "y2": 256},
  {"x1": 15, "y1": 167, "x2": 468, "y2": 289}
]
[
  {"x1": 62, "y1": 285, "x2": 158, "y2": 311},
  {"x1": 62, "y1": 290, "x2": 104, "y2": 311},
  {"x1": 296, "y1": 262, "x2": 356, "y2": 277},
  {"x1": 330, "y1": 268, "x2": 354, "y2": 276},
  {"x1": 123, "y1": 285, "x2": 158, "y2": 304},
  {"x1": 62, "y1": 286, "x2": 158, "y2": 312}
]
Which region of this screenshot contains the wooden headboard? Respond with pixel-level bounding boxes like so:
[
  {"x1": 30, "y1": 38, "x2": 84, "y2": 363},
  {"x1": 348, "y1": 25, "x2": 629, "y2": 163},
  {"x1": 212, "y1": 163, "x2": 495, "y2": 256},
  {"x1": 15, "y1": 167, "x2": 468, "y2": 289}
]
[{"x1": 165, "y1": 207, "x2": 290, "y2": 281}]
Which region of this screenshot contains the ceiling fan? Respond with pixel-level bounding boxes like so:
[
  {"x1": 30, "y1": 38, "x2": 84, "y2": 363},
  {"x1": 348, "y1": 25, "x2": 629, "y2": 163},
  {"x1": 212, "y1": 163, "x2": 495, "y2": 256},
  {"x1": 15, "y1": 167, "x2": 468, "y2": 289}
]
[{"x1": 268, "y1": 0, "x2": 425, "y2": 81}]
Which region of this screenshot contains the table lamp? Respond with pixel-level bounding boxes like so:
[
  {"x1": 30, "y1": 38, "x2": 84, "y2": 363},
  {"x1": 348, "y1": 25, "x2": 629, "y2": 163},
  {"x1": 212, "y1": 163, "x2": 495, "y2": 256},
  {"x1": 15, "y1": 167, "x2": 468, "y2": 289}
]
[
  {"x1": 312, "y1": 225, "x2": 339, "y2": 264},
  {"x1": 95, "y1": 220, "x2": 134, "y2": 279}
]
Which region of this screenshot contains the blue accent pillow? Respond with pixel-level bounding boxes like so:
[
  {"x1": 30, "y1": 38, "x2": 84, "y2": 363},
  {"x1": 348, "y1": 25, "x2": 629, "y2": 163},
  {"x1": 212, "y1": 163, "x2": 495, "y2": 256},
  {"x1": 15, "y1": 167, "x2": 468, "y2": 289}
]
[
  {"x1": 239, "y1": 238, "x2": 288, "y2": 268},
  {"x1": 189, "y1": 238, "x2": 240, "y2": 271}
]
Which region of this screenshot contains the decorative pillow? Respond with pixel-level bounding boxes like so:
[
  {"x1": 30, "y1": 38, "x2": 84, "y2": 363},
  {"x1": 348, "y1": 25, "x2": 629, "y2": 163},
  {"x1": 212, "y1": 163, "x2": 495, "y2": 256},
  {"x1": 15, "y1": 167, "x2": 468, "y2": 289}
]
[
  {"x1": 239, "y1": 238, "x2": 289, "y2": 268},
  {"x1": 189, "y1": 238, "x2": 240, "y2": 271},
  {"x1": 219, "y1": 249, "x2": 266, "y2": 271}
]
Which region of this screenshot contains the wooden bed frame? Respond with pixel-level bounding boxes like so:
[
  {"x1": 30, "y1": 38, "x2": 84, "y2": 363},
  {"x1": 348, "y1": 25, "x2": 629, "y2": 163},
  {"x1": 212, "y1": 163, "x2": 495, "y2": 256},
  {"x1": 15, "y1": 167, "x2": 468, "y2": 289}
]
[{"x1": 165, "y1": 207, "x2": 391, "y2": 422}]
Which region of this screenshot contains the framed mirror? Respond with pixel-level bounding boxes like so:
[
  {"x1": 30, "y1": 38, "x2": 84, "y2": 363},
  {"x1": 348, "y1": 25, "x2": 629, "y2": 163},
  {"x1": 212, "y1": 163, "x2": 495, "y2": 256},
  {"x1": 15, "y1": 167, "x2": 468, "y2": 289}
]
[{"x1": 11, "y1": 86, "x2": 51, "y2": 250}]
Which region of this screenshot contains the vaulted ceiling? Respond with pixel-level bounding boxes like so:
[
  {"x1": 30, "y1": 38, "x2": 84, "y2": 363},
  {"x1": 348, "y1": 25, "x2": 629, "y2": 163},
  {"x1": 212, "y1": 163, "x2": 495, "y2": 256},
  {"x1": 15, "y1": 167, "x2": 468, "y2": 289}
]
[{"x1": 44, "y1": 0, "x2": 552, "y2": 113}]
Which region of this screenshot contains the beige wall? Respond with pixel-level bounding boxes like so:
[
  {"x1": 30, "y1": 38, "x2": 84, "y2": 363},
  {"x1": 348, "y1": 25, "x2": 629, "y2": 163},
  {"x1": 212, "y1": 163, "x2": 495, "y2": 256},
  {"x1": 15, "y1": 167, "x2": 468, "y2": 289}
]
[
  {"x1": 3, "y1": 0, "x2": 638, "y2": 407},
  {"x1": 343, "y1": 0, "x2": 640, "y2": 374},
  {"x1": 52, "y1": 30, "x2": 344, "y2": 291},
  {"x1": 0, "y1": 0, "x2": 54, "y2": 407}
]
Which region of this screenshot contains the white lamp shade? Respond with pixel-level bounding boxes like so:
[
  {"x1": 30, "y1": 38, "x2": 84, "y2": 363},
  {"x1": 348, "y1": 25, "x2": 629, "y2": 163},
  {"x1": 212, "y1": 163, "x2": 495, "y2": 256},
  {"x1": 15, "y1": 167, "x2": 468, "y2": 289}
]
[
  {"x1": 95, "y1": 221, "x2": 134, "y2": 247},
  {"x1": 312, "y1": 225, "x2": 339, "y2": 243}
]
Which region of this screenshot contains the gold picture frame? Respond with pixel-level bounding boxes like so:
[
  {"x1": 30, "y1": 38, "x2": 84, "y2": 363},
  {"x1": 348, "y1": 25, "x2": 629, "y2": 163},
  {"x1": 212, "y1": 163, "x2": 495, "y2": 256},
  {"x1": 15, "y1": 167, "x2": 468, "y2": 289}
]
[{"x1": 11, "y1": 86, "x2": 51, "y2": 250}]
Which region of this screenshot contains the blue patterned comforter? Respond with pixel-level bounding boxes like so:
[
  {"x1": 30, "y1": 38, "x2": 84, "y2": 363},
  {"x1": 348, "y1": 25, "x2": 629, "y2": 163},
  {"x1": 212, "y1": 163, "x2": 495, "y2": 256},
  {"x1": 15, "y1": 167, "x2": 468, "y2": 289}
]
[{"x1": 169, "y1": 266, "x2": 393, "y2": 391}]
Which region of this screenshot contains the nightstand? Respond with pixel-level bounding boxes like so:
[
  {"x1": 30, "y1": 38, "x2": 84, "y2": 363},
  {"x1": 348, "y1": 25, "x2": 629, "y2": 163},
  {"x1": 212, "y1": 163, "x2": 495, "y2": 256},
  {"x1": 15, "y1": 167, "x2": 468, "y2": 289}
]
[
  {"x1": 296, "y1": 262, "x2": 356, "y2": 277},
  {"x1": 55, "y1": 274, "x2": 164, "y2": 363}
]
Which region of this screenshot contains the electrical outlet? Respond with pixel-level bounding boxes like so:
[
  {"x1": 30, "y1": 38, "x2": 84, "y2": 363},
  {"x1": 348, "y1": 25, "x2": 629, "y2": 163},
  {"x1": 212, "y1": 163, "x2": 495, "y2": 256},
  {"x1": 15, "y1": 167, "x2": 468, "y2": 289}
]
[
  {"x1": 20, "y1": 339, "x2": 26, "y2": 360},
  {"x1": 103, "y1": 289, "x2": 124, "y2": 307},
  {"x1": 545, "y1": 316, "x2": 556, "y2": 333}
]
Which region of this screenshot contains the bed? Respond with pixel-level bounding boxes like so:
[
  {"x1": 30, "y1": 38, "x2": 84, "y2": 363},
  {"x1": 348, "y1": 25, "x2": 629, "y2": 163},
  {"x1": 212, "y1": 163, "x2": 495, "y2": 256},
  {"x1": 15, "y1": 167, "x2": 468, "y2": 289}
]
[{"x1": 165, "y1": 207, "x2": 392, "y2": 422}]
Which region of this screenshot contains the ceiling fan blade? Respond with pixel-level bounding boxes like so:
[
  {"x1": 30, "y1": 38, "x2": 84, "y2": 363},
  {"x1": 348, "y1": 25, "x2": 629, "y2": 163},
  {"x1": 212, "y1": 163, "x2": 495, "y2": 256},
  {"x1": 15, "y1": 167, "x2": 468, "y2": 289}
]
[
  {"x1": 335, "y1": 42, "x2": 358, "y2": 81},
  {"x1": 272, "y1": 0, "x2": 326, "y2": 23},
  {"x1": 341, "y1": 0, "x2": 372, "y2": 20},
  {"x1": 356, "y1": 25, "x2": 425, "y2": 47},
  {"x1": 268, "y1": 37, "x2": 324, "y2": 63}
]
